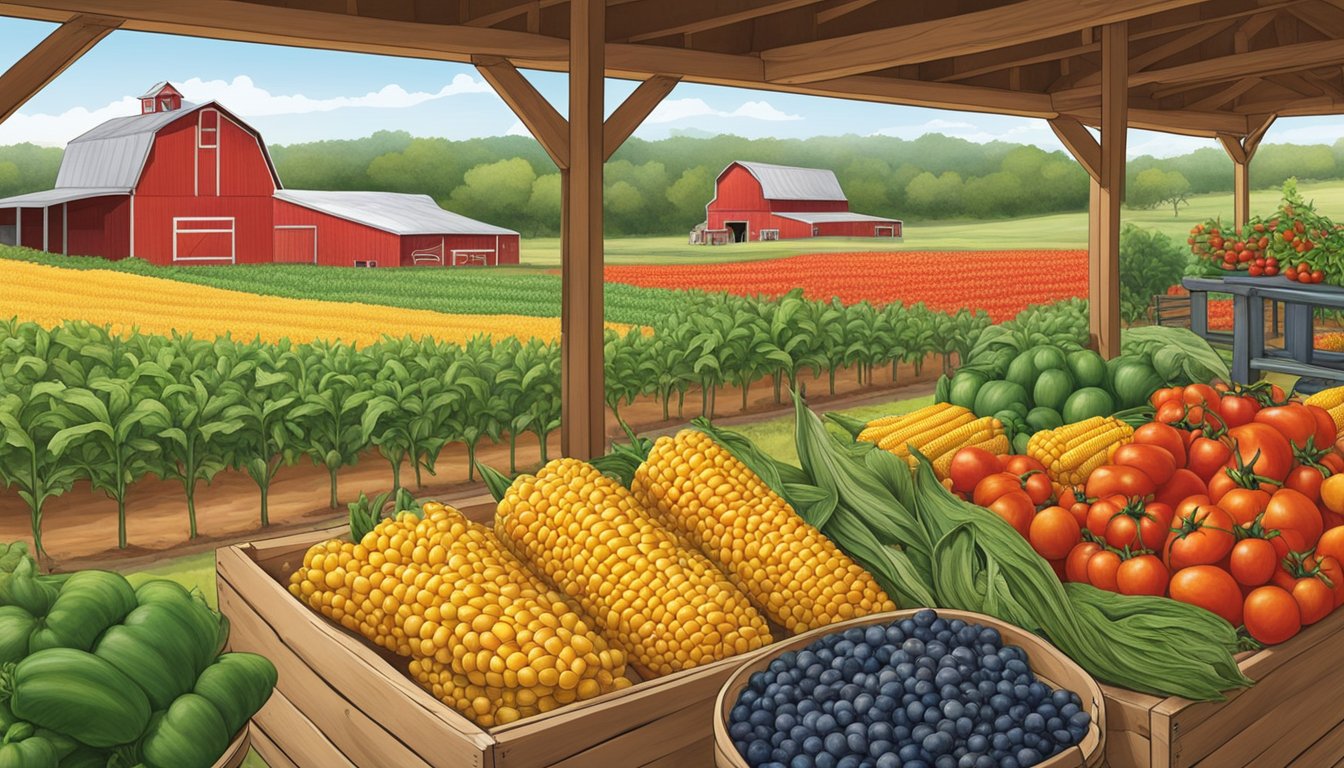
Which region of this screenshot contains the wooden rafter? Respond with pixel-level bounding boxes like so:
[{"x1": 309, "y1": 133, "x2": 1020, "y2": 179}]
[
  {"x1": 1236, "y1": 10, "x2": 1279, "y2": 52},
  {"x1": 815, "y1": 0, "x2": 875, "y2": 25},
  {"x1": 1185, "y1": 77, "x2": 1261, "y2": 110},
  {"x1": 759, "y1": 0, "x2": 1209, "y2": 84},
  {"x1": 1069, "y1": 20, "x2": 1235, "y2": 89},
  {"x1": 1288, "y1": 1, "x2": 1344, "y2": 39},
  {"x1": 473, "y1": 55, "x2": 569, "y2": 169},
  {"x1": 1132, "y1": 38, "x2": 1344, "y2": 86},
  {"x1": 1304, "y1": 68, "x2": 1344, "y2": 99},
  {"x1": 603, "y1": 75, "x2": 679, "y2": 160},
  {"x1": 935, "y1": 41, "x2": 1099, "y2": 83},
  {"x1": 611, "y1": 0, "x2": 821, "y2": 43},
  {"x1": 0, "y1": 12, "x2": 119, "y2": 123}
]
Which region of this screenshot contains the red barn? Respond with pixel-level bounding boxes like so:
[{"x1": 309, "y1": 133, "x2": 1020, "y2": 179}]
[
  {"x1": 703, "y1": 161, "x2": 902, "y2": 243},
  {"x1": 0, "y1": 82, "x2": 519, "y2": 267}
]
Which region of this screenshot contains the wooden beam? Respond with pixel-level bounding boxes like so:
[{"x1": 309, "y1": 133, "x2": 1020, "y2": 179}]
[
  {"x1": 0, "y1": 0, "x2": 568, "y2": 64},
  {"x1": 1246, "y1": 113, "x2": 1277, "y2": 156},
  {"x1": 1093, "y1": 21, "x2": 1127, "y2": 359},
  {"x1": 935, "y1": 42, "x2": 1099, "y2": 83},
  {"x1": 474, "y1": 55, "x2": 569, "y2": 169},
  {"x1": 0, "y1": 13, "x2": 119, "y2": 123},
  {"x1": 1063, "y1": 106, "x2": 1249, "y2": 136},
  {"x1": 1288, "y1": 1, "x2": 1344, "y2": 39},
  {"x1": 1130, "y1": 0, "x2": 1304, "y2": 40},
  {"x1": 603, "y1": 75, "x2": 679, "y2": 160},
  {"x1": 1235, "y1": 10, "x2": 1278, "y2": 52},
  {"x1": 1131, "y1": 39, "x2": 1344, "y2": 87},
  {"x1": 464, "y1": 0, "x2": 536, "y2": 28},
  {"x1": 1048, "y1": 117, "x2": 1101, "y2": 182},
  {"x1": 1217, "y1": 133, "x2": 1248, "y2": 165},
  {"x1": 815, "y1": 0, "x2": 875, "y2": 25},
  {"x1": 1219, "y1": 133, "x2": 1252, "y2": 231},
  {"x1": 561, "y1": 0, "x2": 605, "y2": 460},
  {"x1": 1185, "y1": 77, "x2": 1261, "y2": 110},
  {"x1": 1069, "y1": 19, "x2": 1235, "y2": 89},
  {"x1": 611, "y1": 0, "x2": 821, "y2": 43},
  {"x1": 760, "y1": 0, "x2": 1207, "y2": 83}
]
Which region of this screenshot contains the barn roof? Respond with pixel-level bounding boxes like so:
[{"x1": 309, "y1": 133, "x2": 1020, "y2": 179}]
[
  {"x1": 275, "y1": 190, "x2": 519, "y2": 236},
  {"x1": 138, "y1": 81, "x2": 177, "y2": 98},
  {"x1": 774, "y1": 212, "x2": 901, "y2": 225},
  {"x1": 0, "y1": 187, "x2": 130, "y2": 207},
  {"x1": 730, "y1": 161, "x2": 847, "y2": 202},
  {"x1": 55, "y1": 101, "x2": 282, "y2": 190}
]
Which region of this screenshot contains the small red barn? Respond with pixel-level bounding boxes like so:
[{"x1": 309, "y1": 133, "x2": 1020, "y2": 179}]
[
  {"x1": 704, "y1": 161, "x2": 902, "y2": 243},
  {"x1": 0, "y1": 81, "x2": 519, "y2": 267}
]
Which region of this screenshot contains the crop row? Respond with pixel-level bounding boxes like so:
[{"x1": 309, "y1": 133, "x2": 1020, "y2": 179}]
[{"x1": 0, "y1": 293, "x2": 1057, "y2": 557}]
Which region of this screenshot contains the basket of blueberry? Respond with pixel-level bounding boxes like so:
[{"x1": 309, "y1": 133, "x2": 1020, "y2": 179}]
[{"x1": 715, "y1": 609, "x2": 1103, "y2": 768}]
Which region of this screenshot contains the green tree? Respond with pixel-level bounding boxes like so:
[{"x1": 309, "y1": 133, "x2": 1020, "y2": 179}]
[
  {"x1": 448, "y1": 158, "x2": 536, "y2": 223},
  {"x1": 666, "y1": 166, "x2": 713, "y2": 227},
  {"x1": 904, "y1": 171, "x2": 964, "y2": 218},
  {"x1": 1129, "y1": 168, "x2": 1191, "y2": 216},
  {"x1": 1119, "y1": 224, "x2": 1189, "y2": 324}
]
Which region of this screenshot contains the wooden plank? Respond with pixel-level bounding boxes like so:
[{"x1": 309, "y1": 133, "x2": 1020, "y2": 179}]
[
  {"x1": 216, "y1": 546, "x2": 494, "y2": 763},
  {"x1": 247, "y1": 726, "x2": 300, "y2": 768},
  {"x1": 1104, "y1": 728, "x2": 1154, "y2": 768},
  {"x1": 759, "y1": 0, "x2": 1208, "y2": 83},
  {"x1": 815, "y1": 0, "x2": 875, "y2": 25},
  {"x1": 1062, "y1": 105, "x2": 1249, "y2": 137},
  {"x1": 1187, "y1": 77, "x2": 1261, "y2": 111},
  {"x1": 249, "y1": 686, "x2": 356, "y2": 768},
  {"x1": 1284, "y1": 707, "x2": 1344, "y2": 765},
  {"x1": 560, "y1": 0, "x2": 605, "y2": 460},
  {"x1": 0, "y1": 13, "x2": 119, "y2": 123},
  {"x1": 1049, "y1": 117, "x2": 1101, "y2": 182},
  {"x1": 936, "y1": 42, "x2": 1100, "y2": 83},
  {"x1": 1134, "y1": 39, "x2": 1344, "y2": 87},
  {"x1": 542, "y1": 699, "x2": 711, "y2": 768},
  {"x1": 604, "y1": 75, "x2": 679, "y2": 161},
  {"x1": 641, "y1": 737, "x2": 715, "y2": 768},
  {"x1": 216, "y1": 578, "x2": 439, "y2": 768},
  {"x1": 1093, "y1": 21, "x2": 1126, "y2": 359},
  {"x1": 473, "y1": 55, "x2": 569, "y2": 170},
  {"x1": 611, "y1": 0, "x2": 822, "y2": 43}
]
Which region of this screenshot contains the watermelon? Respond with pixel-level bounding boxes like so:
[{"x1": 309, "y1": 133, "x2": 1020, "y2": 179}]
[
  {"x1": 1067, "y1": 349, "x2": 1108, "y2": 389},
  {"x1": 1062, "y1": 387, "x2": 1115, "y2": 423},
  {"x1": 1025, "y1": 406, "x2": 1064, "y2": 433},
  {"x1": 1005, "y1": 352, "x2": 1038, "y2": 392},
  {"x1": 947, "y1": 369, "x2": 990, "y2": 411},
  {"x1": 1032, "y1": 369, "x2": 1075, "y2": 413},
  {"x1": 1030, "y1": 346, "x2": 1068, "y2": 373},
  {"x1": 1109, "y1": 356, "x2": 1166, "y2": 410},
  {"x1": 973, "y1": 380, "x2": 1029, "y2": 419}
]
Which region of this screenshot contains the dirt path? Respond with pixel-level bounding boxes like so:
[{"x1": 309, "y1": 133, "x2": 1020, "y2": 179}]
[{"x1": 0, "y1": 361, "x2": 939, "y2": 572}]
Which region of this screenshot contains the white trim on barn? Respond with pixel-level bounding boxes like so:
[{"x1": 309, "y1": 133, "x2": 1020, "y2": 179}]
[
  {"x1": 173, "y1": 216, "x2": 235, "y2": 262},
  {"x1": 274, "y1": 224, "x2": 318, "y2": 264},
  {"x1": 62, "y1": 202, "x2": 67, "y2": 255},
  {"x1": 129, "y1": 194, "x2": 135, "y2": 258},
  {"x1": 42, "y1": 206, "x2": 48, "y2": 252}
]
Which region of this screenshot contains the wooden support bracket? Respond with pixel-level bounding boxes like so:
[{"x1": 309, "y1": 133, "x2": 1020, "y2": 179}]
[
  {"x1": 1047, "y1": 117, "x2": 1101, "y2": 182},
  {"x1": 0, "y1": 13, "x2": 121, "y2": 123},
  {"x1": 473, "y1": 54, "x2": 570, "y2": 170},
  {"x1": 604, "y1": 75, "x2": 679, "y2": 160}
]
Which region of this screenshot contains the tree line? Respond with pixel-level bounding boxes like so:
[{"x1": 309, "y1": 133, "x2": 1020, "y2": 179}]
[{"x1": 5, "y1": 131, "x2": 1344, "y2": 235}]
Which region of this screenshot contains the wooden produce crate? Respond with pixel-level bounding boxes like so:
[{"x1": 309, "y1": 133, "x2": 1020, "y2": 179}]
[
  {"x1": 1101, "y1": 605, "x2": 1344, "y2": 768},
  {"x1": 215, "y1": 727, "x2": 252, "y2": 768},
  {"x1": 216, "y1": 525, "x2": 771, "y2": 768},
  {"x1": 712, "y1": 609, "x2": 1105, "y2": 768}
]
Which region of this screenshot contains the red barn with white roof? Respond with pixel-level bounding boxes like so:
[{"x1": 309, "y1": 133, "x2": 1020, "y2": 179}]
[
  {"x1": 0, "y1": 82, "x2": 519, "y2": 267},
  {"x1": 705, "y1": 161, "x2": 902, "y2": 243}
]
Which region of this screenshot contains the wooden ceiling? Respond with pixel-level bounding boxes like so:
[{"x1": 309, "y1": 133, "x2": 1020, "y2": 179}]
[{"x1": 2, "y1": 0, "x2": 1342, "y2": 138}]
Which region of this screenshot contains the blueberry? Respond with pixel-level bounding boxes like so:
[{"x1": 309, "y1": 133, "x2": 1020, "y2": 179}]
[
  {"x1": 1045, "y1": 717, "x2": 1062, "y2": 733},
  {"x1": 899, "y1": 743, "x2": 922, "y2": 761},
  {"x1": 923, "y1": 730, "x2": 953, "y2": 756},
  {"x1": 935, "y1": 756, "x2": 956, "y2": 768},
  {"x1": 836, "y1": 708, "x2": 855, "y2": 728},
  {"x1": 982, "y1": 655, "x2": 1002, "y2": 672},
  {"x1": 820, "y1": 732, "x2": 846, "y2": 756},
  {"x1": 839, "y1": 758, "x2": 863, "y2": 768},
  {"x1": 1023, "y1": 732, "x2": 1039, "y2": 749},
  {"x1": 1023, "y1": 713, "x2": 1045, "y2": 733},
  {"x1": 991, "y1": 734, "x2": 1010, "y2": 751},
  {"x1": 1069, "y1": 711, "x2": 1092, "y2": 729},
  {"x1": 955, "y1": 717, "x2": 973, "y2": 738},
  {"x1": 1016, "y1": 747, "x2": 1042, "y2": 767},
  {"x1": 791, "y1": 755, "x2": 816, "y2": 768},
  {"x1": 978, "y1": 627, "x2": 1001, "y2": 646},
  {"x1": 940, "y1": 700, "x2": 964, "y2": 720},
  {"x1": 815, "y1": 755, "x2": 837, "y2": 768},
  {"x1": 748, "y1": 740, "x2": 773, "y2": 764},
  {"x1": 1059, "y1": 702, "x2": 1079, "y2": 719},
  {"x1": 731, "y1": 721, "x2": 753, "y2": 740},
  {"x1": 922, "y1": 692, "x2": 940, "y2": 709},
  {"x1": 990, "y1": 694, "x2": 1011, "y2": 713},
  {"x1": 803, "y1": 736, "x2": 825, "y2": 756},
  {"x1": 924, "y1": 707, "x2": 941, "y2": 724},
  {"x1": 875, "y1": 695, "x2": 897, "y2": 713},
  {"x1": 1007, "y1": 727, "x2": 1024, "y2": 745},
  {"x1": 939, "y1": 685, "x2": 960, "y2": 702},
  {"x1": 875, "y1": 756, "x2": 900, "y2": 768},
  {"x1": 816, "y1": 714, "x2": 837, "y2": 733},
  {"x1": 869, "y1": 740, "x2": 893, "y2": 759},
  {"x1": 903, "y1": 638, "x2": 926, "y2": 657},
  {"x1": 926, "y1": 641, "x2": 947, "y2": 660},
  {"x1": 975, "y1": 757, "x2": 995, "y2": 768},
  {"x1": 894, "y1": 725, "x2": 910, "y2": 742},
  {"x1": 911, "y1": 724, "x2": 934, "y2": 743},
  {"x1": 934, "y1": 668, "x2": 961, "y2": 688},
  {"x1": 1001, "y1": 758, "x2": 1019, "y2": 768},
  {"x1": 1052, "y1": 728, "x2": 1073, "y2": 745},
  {"x1": 1009, "y1": 704, "x2": 1028, "y2": 721}
]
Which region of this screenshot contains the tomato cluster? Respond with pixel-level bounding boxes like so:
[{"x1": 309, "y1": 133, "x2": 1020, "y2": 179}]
[
  {"x1": 950, "y1": 382, "x2": 1344, "y2": 647},
  {"x1": 1187, "y1": 185, "x2": 1344, "y2": 284}
]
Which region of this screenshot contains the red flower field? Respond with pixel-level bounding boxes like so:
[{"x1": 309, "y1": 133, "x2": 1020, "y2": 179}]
[{"x1": 604, "y1": 250, "x2": 1088, "y2": 322}]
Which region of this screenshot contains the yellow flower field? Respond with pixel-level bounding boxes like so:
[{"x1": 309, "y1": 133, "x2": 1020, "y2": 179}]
[{"x1": 2, "y1": 260, "x2": 627, "y2": 346}]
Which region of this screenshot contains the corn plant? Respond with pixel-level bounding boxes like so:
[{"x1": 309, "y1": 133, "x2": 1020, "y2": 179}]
[
  {"x1": 0, "y1": 382, "x2": 79, "y2": 560},
  {"x1": 288, "y1": 341, "x2": 376, "y2": 508},
  {"x1": 158, "y1": 373, "x2": 244, "y2": 538},
  {"x1": 223, "y1": 361, "x2": 299, "y2": 528}
]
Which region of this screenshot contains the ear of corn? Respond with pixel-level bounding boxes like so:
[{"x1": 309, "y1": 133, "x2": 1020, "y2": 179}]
[
  {"x1": 495, "y1": 458, "x2": 772, "y2": 679},
  {"x1": 931, "y1": 429, "x2": 1009, "y2": 477},
  {"x1": 631, "y1": 430, "x2": 896, "y2": 635},
  {"x1": 290, "y1": 503, "x2": 631, "y2": 727},
  {"x1": 855, "y1": 405, "x2": 1005, "y2": 480},
  {"x1": 1028, "y1": 416, "x2": 1134, "y2": 485},
  {"x1": 1305, "y1": 386, "x2": 1344, "y2": 433},
  {"x1": 858, "y1": 402, "x2": 956, "y2": 441}
]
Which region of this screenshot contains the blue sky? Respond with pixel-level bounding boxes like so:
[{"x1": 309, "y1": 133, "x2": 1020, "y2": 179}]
[{"x1": 4, "y1": 17, "x2": 1344, "y2": 157}]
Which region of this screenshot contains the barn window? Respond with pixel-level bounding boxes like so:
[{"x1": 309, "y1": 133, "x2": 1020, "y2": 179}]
[
  {"x1": 141, "y1": 99, "x2": 155, "y2": 114},
  {"x1": 758, "y1": 229, "x2": 780, "y2": 241},
  {"x1": 173, "y1": 218, "x2": 234, "y2": 262},
  {"x1": 354, "y1": 260, "x2": 378, "y2": 268},
  {"x1": 875, "y1": 226, "x2": 895, "y2": 238},
  {"x1": 198, "y1": 109, "x2": 219, "y2": 149}
]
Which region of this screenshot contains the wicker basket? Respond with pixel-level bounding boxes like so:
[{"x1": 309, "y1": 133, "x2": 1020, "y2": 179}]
[
  {"x1": 713, "y1": 609, "x2": 1105, "y2": 768},
  {"x1": 213, "y1": 727, "x2": 252, "y2": 768}
]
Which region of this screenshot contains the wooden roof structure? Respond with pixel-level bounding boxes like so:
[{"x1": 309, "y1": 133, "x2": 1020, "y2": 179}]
[{"x1": 0, "y1": 0, "x2": 1331, "y2": 456}]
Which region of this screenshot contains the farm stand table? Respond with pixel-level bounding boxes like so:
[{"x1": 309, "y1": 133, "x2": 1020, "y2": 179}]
[{"x1": 1183, "y1": 276, "x2": 1344, "y2": 390}]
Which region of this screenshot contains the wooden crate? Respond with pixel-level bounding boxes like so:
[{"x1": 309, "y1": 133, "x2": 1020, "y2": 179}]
[
  {"x1": 1101, "y1": 605, "x2": 1344, "y2": 767},
  {"x1": 216, "y1": 525, "x2": 770, "y2": 768}
]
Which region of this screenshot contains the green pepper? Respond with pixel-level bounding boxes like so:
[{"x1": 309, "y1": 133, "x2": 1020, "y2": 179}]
[
  {"x1": 139, "y1": 694, "x2": 229, "y2": 768},
  {"x1": 0, "y1": 731, "x2": 59, "y2": 768}
]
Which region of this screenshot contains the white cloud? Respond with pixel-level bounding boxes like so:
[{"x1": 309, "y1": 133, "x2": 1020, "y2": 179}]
[
  {"x1": 869, "y1": 117, "x2": 1060, "y2": 149},
  {"x1": 0, "y1": 74, "x2": 495, "y2": 147},
  {"x1": 644, "y1": 97, "x2": 801, "y2": 124},
  {"x1": 505, "y1": 120, "x2": 532, "y2": 137},
  {"x1": 1266, "y1": 123, "x2": 1344, "y2": 146}
]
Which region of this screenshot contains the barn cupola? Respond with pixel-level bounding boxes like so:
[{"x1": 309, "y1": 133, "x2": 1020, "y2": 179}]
[{"x1": 139, "y1": 82, "x2": 183, "y2": 114}]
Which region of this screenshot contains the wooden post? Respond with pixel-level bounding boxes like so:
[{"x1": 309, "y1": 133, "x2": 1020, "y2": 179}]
[
  {"x1": 561, "y1": 0, "x2": 607, "y2": 460},
  {"x1": 1218, "y1": 115, "x2": 1275, "y2": 233},
  {"x1": 1092, "y1": 21, "x2": 1127, "y2": 359}
]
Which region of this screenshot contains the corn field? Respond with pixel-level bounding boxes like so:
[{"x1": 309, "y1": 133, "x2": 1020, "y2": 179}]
[{"x1": 0, "y1": 289, "x2": 1004, "y2": 556}]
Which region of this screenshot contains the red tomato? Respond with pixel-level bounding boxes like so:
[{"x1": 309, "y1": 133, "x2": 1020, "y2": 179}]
[
  {"x1": 1217, "y1": 487, "x2": 1272, "y2": 526},
  {"x1": 1285, "y1": 465, "x2": 1325, "y2": 503},
  {"x1": 1085, "y1": 495, "x2": 1128, "y2": 539},
  {"x1": 1322, "y1": 453, "x2": 1344, "y2": 475},
  {"x1": 1313, "y1": 554, "x2": 1344, "y2": 606},
  {"x1": 1208, "y1": 469, "x2": 1276, "y2": 503},
  {"x1": 1132, "y1": 422, "x2": 1188, "y2": 468},
  {"x1": 1243, "y1": 586, "x2": 1302, "y2": 644},
  {"x1": 1156, "y1": 400, "x2": 1188, "y2": 427},
  {"x1": 1101, "y1": 500, "x2": 1173, "y2": 552},
  {"x1": 1153, "y1": 469, "x2": 1209, "y2": 509},
  {"x1": 1086, "y1": 465, "x2": 1158, "y2": 499},
  {"x1": 1110, "y1": 443, "x2": 1177, "y2": 487},
  {"x1": 1169, "y1": 566, "x2": 1244, "y2": 626},
  {"x1": 972, "y1": 473, "x2": 1023, "y2": 507},
  {"x1": 1307, "y1": 405, "x2": 1337, "y2": 452},
  {"x1": 1229, "y1": 538, "x2": 1278, "y2": 587},
  {"x1": 1255, "y1": 404, "x2": 1323, "y2": 452},
  {"x1": 949, "y1": 446, "x2": 1001, "y2": 495},
  {"x1": 1165, "y1": 501, "x2": 1236, "y2": 570},
  {"x1": 1293, "y1": 576, "x2": 1336, "y2": 625},
  {"x1": 1226, "y1": 423, "x2": 1295, "y2": 483},
  {"x1": 1086, "y1": 550, "x2": 1122, "y2": 592},
  {"x1": 988, "y1": 491, "x2": 1035, "y2": 538},
  {"x1": 1058, "y1": 486, "x2": 1092, "y2": 528},
  {"x1": 1150, "y1": 387, "x2": 1184, "y2": 409},
  {"x1": 1315, "y1": 526, "x2": 1344, "y2": 567},
  {"x1": 1065, "y1": 541, "x2": 1102, "y2": 583},
  {"x1": 1184, "y1": 384, "x2": 1222, "y2": 411},
  {"x1": 1262, "y1": 488, "x2": 1325, "y2": 552},
  {"x1": 1000, "y1": 455, "x2": 1047, "y2": 476},
  {"x1": 1219, "y1": 395, "x2": 1261, "y2": 428},
  {"x1": 1116, "y1": 555, "x2": 1169, "y2": 597},
  {"x1": 1187, "y1": 437, "x2": 1233, "y2": 482},
  {"x1": 1021, "y1": 472, "x2": 1055, "y2": 506},
  {"x1": 1028, "y1": 506, "x2": 1081, "y2": 560}
]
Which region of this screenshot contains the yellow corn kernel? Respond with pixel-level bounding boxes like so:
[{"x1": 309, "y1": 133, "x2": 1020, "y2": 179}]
[
  {"x1": 857, "y1": 402, "x2": 954, "y2": 441},
  {"x1": 877, "y1": 408, "x2": 976, "y2": 452},
  {"x1": 632, "y1": 430, "x2": 896, "y2": 635}
]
